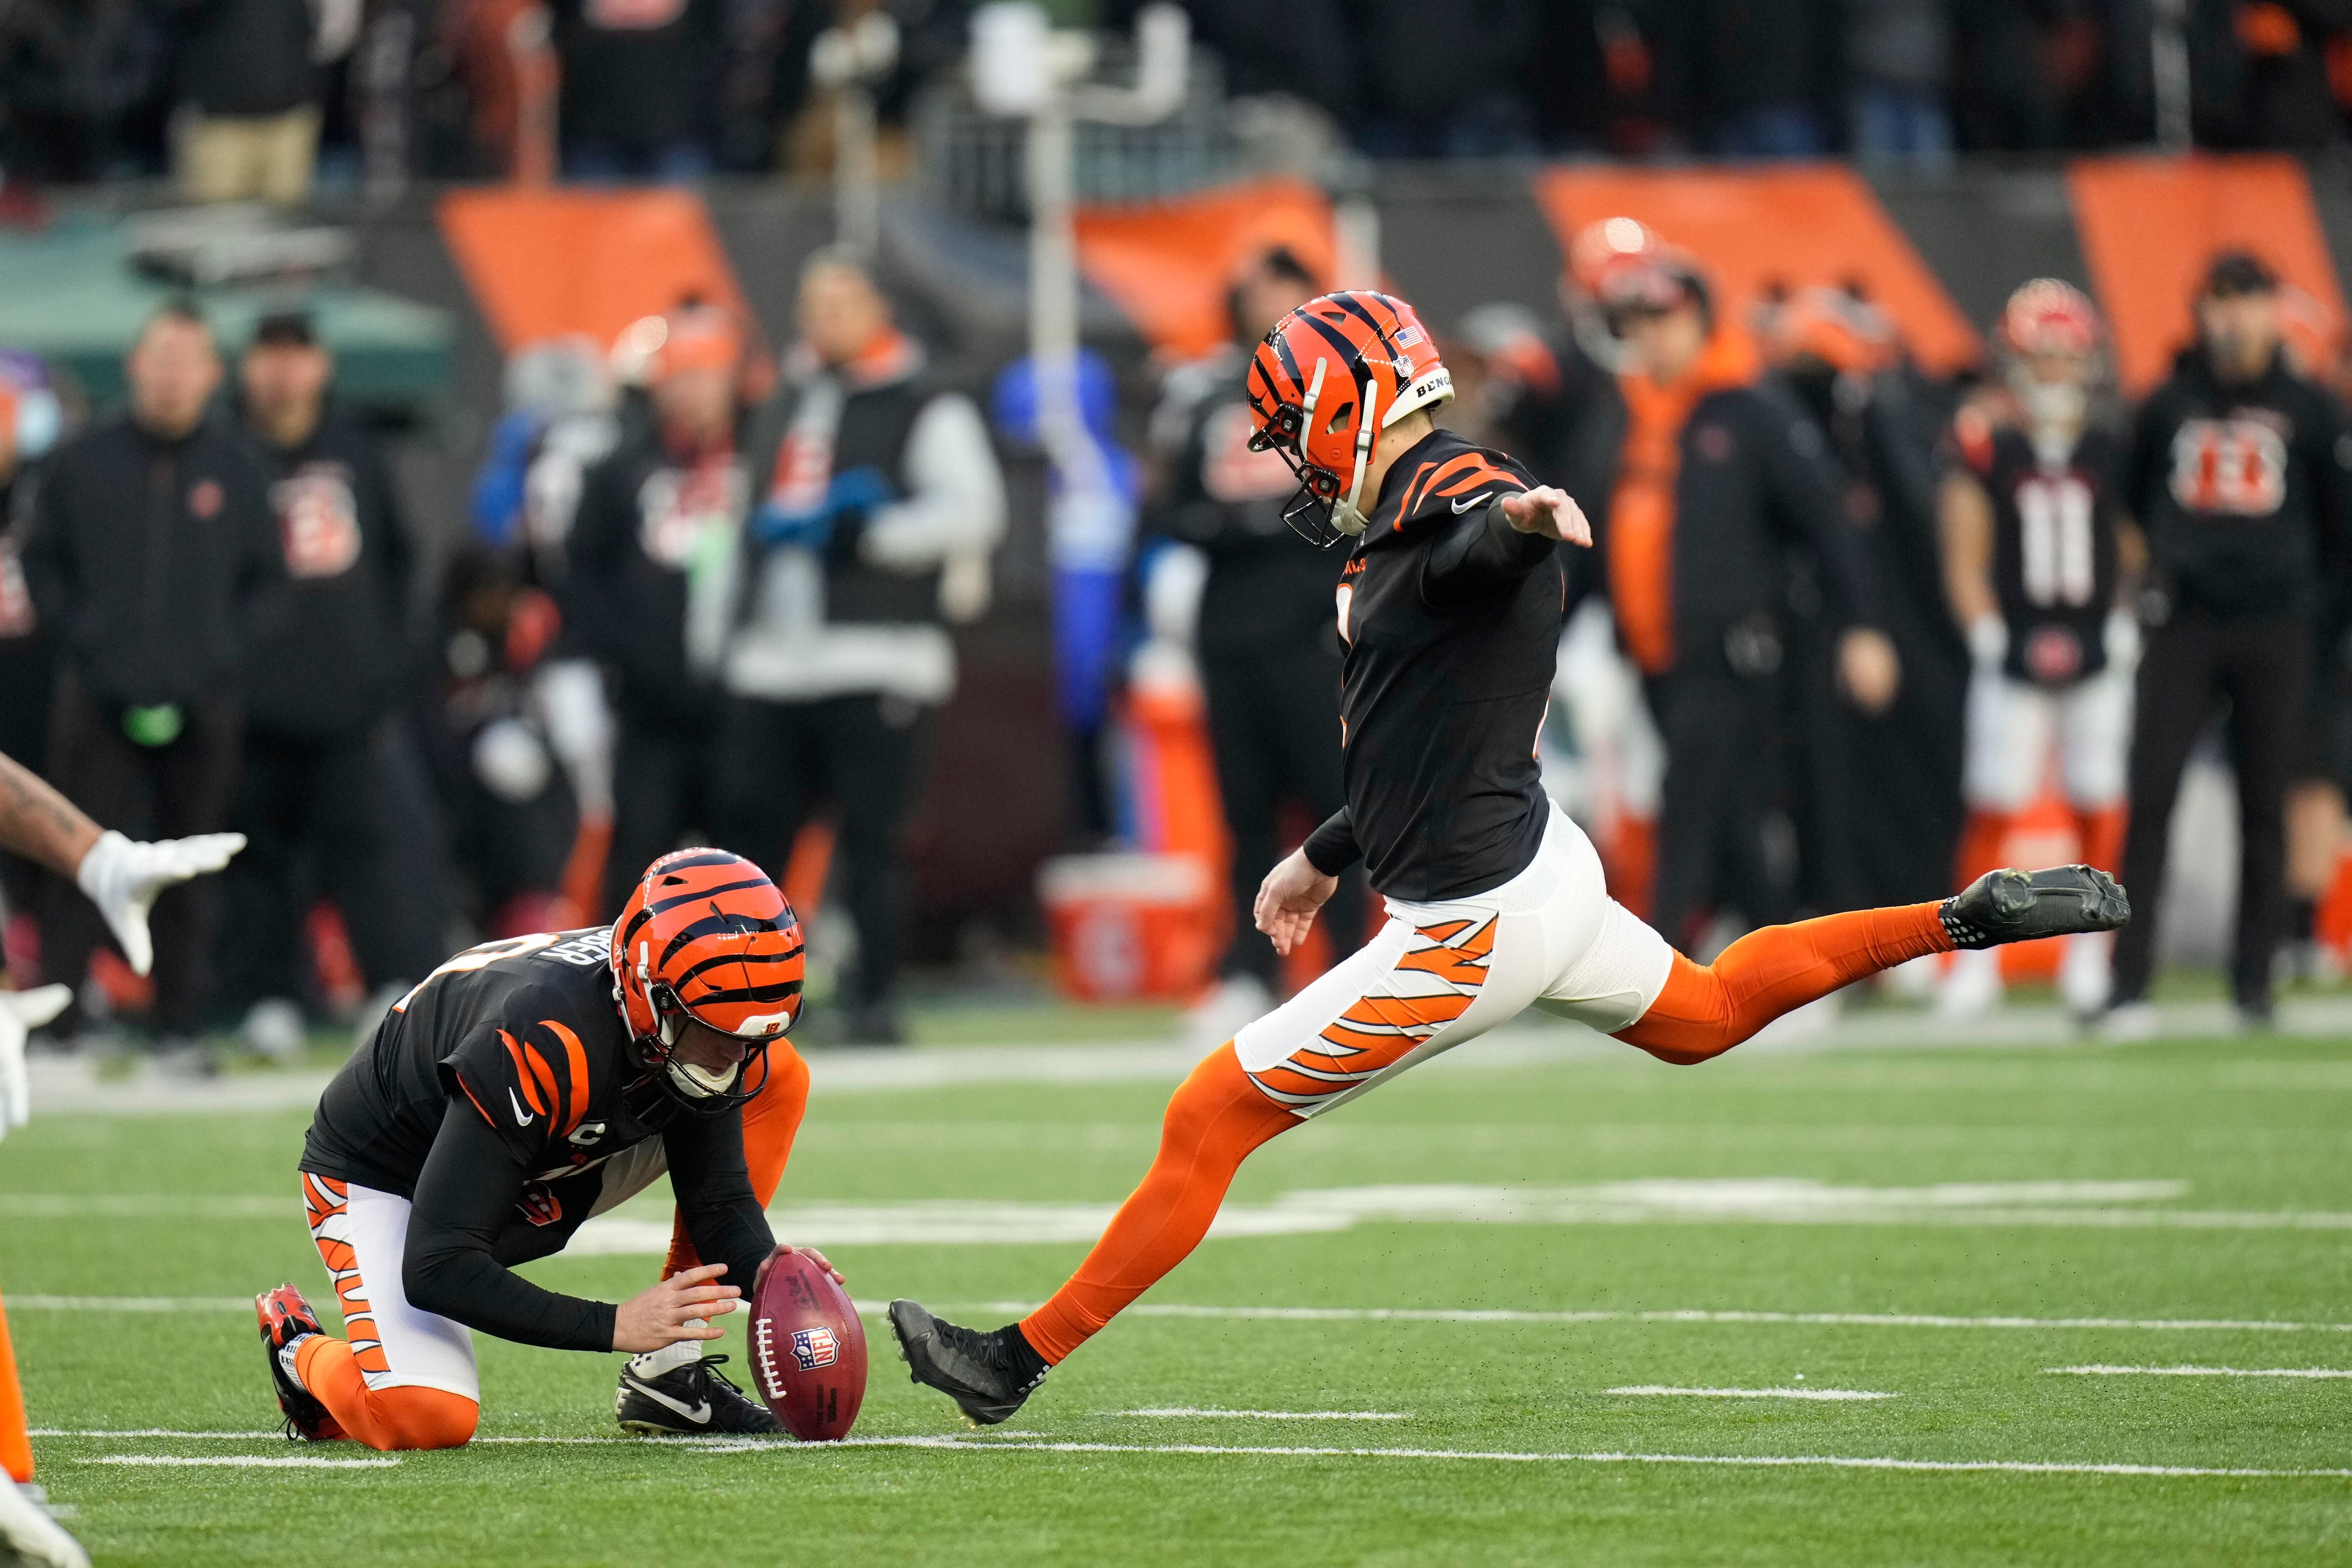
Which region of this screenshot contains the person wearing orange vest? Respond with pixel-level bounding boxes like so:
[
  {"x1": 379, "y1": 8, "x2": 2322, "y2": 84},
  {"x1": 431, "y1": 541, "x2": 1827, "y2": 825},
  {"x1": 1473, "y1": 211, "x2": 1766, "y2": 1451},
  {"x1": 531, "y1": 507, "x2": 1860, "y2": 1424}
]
[{"x1": 1601, "y1": 249, "x2": 1902, "y2": 950}]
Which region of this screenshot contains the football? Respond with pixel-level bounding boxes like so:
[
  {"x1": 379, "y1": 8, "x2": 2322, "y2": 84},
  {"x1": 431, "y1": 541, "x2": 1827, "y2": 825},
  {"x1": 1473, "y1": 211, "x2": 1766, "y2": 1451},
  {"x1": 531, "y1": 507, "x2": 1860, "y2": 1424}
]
[{"x1": 747, "y1": 1251, "x2": 867, "y2": 1441}]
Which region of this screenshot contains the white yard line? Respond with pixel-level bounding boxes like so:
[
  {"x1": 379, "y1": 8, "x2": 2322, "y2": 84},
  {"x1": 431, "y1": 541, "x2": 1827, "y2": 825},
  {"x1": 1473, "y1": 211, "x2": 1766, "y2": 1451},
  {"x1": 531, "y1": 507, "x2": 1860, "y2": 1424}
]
[
  {"x1": 87, "y1": 1454, "x2": 398, "y2": 1469},
  {"x1": 1607, "y1": 1386, "x2": 1895, "y2": 1401},
  {"x1": 38, "y1": 1430, "x2": 2352, "y2": 1480},
  {"x1": 2047, "y1": 1365, "x2": 2352, "y2": 1380},
  {"x1": 1119, "y1": 1408, "x2": 1413, "y2": 1421},
  {"x1": 23, "y1": 1295, "x2": 2352, "y2": 1337}
]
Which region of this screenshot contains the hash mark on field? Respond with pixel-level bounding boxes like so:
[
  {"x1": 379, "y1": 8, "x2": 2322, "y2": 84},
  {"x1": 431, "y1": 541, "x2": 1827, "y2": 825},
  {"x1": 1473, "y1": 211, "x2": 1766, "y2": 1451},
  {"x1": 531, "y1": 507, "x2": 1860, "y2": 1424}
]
[
  {"x1": 1121, "y1": 1408, "x2": 1412, "y2": 1421},
  {"x1": 2049, "y1": 1365, "x2": 2352, "y2": 1379},
  {"x1": 89, "y1": 1455, "x2": 398, "y2": 1469},
  {"x1": 1608, "y1": 1386, "x2": 1896, "y2": 1401}
]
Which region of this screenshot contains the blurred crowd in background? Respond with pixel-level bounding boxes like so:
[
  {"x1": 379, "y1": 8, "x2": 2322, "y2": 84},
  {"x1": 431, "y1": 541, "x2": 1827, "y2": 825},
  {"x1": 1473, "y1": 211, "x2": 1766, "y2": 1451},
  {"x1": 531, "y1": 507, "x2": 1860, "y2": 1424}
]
[
  {"x1": 1, "y1": 0, "x2": 2351, "y2": 1071},
  {"x1": 9, "y1": 0, "x2": 2352, "y2": 203}
]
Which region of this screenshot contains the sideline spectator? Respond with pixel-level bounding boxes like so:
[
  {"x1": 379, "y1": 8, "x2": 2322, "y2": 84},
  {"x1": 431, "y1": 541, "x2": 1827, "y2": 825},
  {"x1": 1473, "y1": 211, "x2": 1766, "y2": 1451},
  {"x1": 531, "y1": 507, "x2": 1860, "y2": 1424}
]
[
  {"x1": 216, "y1": 311, "x2": 448, "y2": 1046},
  {"x1": 722, "y1": 249, "x2": 1004, "y2": 1044},
  {"x1": 569, "y1": 305, "x2": 755, "y2": 915},
  {"x1": 2108, "y1": 252, "x2": 2352, "y2": 1033},
  {"x1": 1603, "y1": 252, "x2": 1899, "y2": 950},
  {"x1": 163, "y1": 0, "x2": 331, "y2": 205},
  {"x1": 1845, "y1": 0, "x2": 1953, "y2": 169},
  {"x1": 1144, "y1": 246, "x2": 1365, "y2": 1044},
  {"x1": 552, "y1": 0, "x2": 725, "y2": 182},
  {"x1": 17, "y1": 301, "x2": 285, "y2": 1048}
]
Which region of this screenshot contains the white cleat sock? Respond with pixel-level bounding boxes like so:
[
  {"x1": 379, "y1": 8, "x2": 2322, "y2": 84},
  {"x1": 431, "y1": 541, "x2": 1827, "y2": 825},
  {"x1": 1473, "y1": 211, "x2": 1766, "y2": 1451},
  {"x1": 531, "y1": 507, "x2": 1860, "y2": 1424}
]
[{"x1": 627, "y1": 1326, "x2": 710, "y2": 1380}]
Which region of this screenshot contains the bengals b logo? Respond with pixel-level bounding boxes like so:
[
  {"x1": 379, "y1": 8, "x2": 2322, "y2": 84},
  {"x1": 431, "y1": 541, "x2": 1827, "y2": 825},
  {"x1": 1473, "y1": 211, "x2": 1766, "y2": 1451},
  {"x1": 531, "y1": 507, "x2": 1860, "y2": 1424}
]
[
  {"x1": 2169, "y1": 417, "x2": 2288, "y2": 517},
  {"x1": 274, "y1": 466, "x2": 363, "y2": 579}
]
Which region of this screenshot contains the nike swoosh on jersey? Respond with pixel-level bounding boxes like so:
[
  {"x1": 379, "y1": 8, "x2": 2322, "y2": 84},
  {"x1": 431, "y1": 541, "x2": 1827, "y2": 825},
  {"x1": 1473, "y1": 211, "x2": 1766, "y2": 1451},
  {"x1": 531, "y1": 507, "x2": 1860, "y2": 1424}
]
[
  {"x1": 623, "y1": 1377, "x2": 711, "y2": 1424},
  {"x1": 507, "y1": 1087, "x2": 535, "y2": 1127},
  {"x1": 1450, "y1": 492, "x2": 1488, "y2": 513}
]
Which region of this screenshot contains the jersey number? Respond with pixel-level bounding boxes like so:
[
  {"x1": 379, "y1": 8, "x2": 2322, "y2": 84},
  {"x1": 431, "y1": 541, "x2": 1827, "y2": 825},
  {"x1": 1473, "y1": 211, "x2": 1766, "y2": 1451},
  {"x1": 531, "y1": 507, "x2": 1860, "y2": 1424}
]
[
  {"x1": 391, "y1": 932, "x2": 560, "y2": 1014},
  {"x1": 2016, "y1": 475, "x2": 2096, "y2": 608}
]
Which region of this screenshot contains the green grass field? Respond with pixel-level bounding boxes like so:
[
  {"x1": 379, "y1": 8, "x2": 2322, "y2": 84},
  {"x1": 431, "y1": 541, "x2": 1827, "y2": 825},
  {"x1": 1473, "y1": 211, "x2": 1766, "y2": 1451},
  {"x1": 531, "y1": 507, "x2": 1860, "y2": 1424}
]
[{"x1": 8, "y1": 1004, "x2": 2352, "y2": 1566}]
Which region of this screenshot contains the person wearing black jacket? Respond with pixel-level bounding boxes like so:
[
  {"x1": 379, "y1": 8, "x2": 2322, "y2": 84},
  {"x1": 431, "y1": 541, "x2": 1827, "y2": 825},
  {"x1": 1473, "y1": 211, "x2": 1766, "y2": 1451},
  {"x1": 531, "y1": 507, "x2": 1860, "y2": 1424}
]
[
  {"x1": 551, "y1": 0, "x2": 725, "y2": 180},
  {"x1": 1146, "y1": 247, "x2": 1364, "y2": 1041},
  {"x1": 18, "y1": 301, "x2": 285, "y2": 1043},
  {"x1": 2107, "y1": 253, "x2": 2352, "y2": 1032},
  {"x1": 218, "y1": 312, "x2": 448, "y2": 1032},
  {"x1": 1605, "y1": 257, "x2": 1900, "y2": 951},
  {"x1": 568, "y1": 307, "x2": 750, "y2": 916},
  {"x1": 160, "y1": 0, "x2": 325, "y2": 204}
]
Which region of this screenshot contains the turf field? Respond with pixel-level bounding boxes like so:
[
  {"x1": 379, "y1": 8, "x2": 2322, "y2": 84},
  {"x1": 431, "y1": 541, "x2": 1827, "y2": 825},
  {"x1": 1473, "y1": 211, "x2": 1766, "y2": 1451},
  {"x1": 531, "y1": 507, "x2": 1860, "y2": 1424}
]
[{"x1": 8, "y1": 999, "x2": 2352, "y2": 1566}]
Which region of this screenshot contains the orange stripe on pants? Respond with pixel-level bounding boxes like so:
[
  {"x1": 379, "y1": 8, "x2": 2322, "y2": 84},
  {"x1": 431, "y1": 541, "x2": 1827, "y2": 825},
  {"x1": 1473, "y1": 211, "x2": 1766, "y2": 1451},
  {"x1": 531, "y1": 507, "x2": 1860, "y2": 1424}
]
[
  {"x1": 292, "y1": 1337, "x2": 477, "y2": 1452},
  {"x1": 663, "y1": 1041, "x2": 811, "y2": 1282}
]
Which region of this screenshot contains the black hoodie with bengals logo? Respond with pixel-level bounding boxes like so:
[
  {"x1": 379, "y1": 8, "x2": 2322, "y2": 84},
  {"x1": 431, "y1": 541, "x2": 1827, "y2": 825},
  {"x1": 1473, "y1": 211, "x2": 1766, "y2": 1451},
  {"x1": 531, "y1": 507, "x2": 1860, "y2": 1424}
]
[
  {"x1": 2128, "y1": 344, "x2": 2352, "y2": 622},
  {"x1": 303, "y1": 928, "x2": 774, "y2": 1352},
  {"x1": 19, "y1": 413, "x2": 284, "y2": 708},
  {"x1": 1300, "y1": 427, "x2": 1561, "y2": 903}
]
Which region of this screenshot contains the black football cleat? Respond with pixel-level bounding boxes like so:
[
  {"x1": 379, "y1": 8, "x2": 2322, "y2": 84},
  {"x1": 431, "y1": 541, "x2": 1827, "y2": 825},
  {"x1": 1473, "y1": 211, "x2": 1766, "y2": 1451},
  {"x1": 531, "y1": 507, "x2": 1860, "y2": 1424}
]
[
  {"x1": 255, "y1": 1284, "x2": 339, "y2": 1442},
  {"x1": 615, "y1": 1353, "x2": 782, "y2": 1437},
  {"x1": 1940, "y1": 865, "x2": 2129, "y2": 950},
  {"x1": 886, "y1": 1299, "x2": 1048, "y2": 1427}
]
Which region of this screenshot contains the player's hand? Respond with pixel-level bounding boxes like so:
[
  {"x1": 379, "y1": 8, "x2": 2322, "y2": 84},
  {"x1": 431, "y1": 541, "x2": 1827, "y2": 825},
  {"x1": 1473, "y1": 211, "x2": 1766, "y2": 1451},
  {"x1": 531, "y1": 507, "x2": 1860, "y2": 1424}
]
[
  {"x1": 1838, "y1": 628, "x2": 1901, "y2": 715},
  {"x1": 75, "y1": 830, "x2": 246, "y2": 978},
  {"x1": 0, "y1": 984, "x2": 73, "y2": 1141},
  {"x1": 611, "y1": 1262, "x2": 741, "y2": 1353},
  {"x1": 1254, "y1": 847, "x2": 1338, "y2": 959},
  {"x1": 753, "y1": 1244, "x2": 845, "y2": 1299},
  {"x1": 1499, "y1": 486, "x2": 1593, "y2": 547}
]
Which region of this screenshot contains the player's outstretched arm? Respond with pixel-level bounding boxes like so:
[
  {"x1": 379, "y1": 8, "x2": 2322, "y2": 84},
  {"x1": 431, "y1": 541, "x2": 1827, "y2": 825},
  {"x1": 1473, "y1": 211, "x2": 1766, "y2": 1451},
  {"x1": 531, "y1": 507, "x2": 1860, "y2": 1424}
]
[
  {"x1": 407, "y1": 1100, "x2": 740, "y2": 1352},
  {"x1": 1499, "y1": 485, "x2": 1593, "y2": 546},
  {"x1": 0, "y1": 749, "x2": 244, "y2": 978}
]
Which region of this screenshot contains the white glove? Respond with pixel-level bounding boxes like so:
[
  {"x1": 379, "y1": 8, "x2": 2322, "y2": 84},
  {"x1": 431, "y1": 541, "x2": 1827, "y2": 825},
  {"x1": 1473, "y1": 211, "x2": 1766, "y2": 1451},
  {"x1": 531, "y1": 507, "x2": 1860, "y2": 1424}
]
[
  {"x1": 0, "y1": 983, "x2": 71, "y2": 1139},
  {"x1": 2104, "y1": 608, "x2": 2143, "y2": 671},
  {"x1": 1966, "y1": 614, "x2": 2009, "y2": 671},
  {"x1": 73, "y1": 830, "x2": 246, "y2": 978}
]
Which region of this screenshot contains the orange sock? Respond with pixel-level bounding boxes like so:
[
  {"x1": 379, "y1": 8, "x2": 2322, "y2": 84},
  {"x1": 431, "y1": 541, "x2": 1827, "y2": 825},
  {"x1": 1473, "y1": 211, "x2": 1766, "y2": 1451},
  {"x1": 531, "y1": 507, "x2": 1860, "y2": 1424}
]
[
  {"x1": 1956, "y1": 809, "x2": 2012, "y2": 886},
  {"x1": 0, "y1": 1296, "x2": 31, "y2": 1483},
  {"x1": 1616, "y1": 902, "x2": 1951, "y2": 1065},
  {"x1": 291, "y1": 1337, "x2": 476, "y2": 1452},
  {"x1": 1020, "y1": 1044, "x2": 1299, "y2": 1364},
  {"x1": 664, "y1": 1042, "x2": 811, "y2": 1281},
  {"x1": 2075, "y1": 804, "x2": 2126, "y2": 876}
]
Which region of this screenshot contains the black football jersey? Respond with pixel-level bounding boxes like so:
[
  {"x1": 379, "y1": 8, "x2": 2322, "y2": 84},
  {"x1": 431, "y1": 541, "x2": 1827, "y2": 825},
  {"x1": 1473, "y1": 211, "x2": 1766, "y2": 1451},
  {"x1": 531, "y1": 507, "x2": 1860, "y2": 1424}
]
[
  {"x1": 1975, "y1": 425, "x2": 2124, "y2": 686},
  {"x1": 302, "y1": 928, "x2": 678, "y2": 1201},
  {"x1": 1336, "y1": 427, "x2": 1558, "y2": 901}
]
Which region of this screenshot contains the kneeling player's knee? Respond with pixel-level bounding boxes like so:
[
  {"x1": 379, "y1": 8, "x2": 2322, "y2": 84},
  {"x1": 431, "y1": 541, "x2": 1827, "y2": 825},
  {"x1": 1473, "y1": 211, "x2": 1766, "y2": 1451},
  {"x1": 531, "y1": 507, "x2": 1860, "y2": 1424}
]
[{"x1": 377, "y1": 1388, "x2": 477, "y2": 1451}]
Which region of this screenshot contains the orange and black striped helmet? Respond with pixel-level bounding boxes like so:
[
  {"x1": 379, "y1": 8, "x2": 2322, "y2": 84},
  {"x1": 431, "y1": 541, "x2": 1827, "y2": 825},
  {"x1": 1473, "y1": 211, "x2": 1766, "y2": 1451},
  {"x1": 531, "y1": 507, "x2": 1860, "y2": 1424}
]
[
  {"x1": 1244, "y1": 290, "x2": 1452, "y2": 547},
  {"x1": 609, "y1": 848, "x2": 804, "y2": 1112}
]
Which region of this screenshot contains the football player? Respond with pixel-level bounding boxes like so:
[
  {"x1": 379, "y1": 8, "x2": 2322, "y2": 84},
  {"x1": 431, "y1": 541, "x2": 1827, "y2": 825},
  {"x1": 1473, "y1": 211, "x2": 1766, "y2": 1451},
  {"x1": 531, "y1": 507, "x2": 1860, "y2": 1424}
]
[
  {"x1": 256, "y1": 848, "x2": 834, "y2": 1450},
  {"x1": 0, "y1": 748, "x2": 244, "y2": 1568},
  {"x1": 885, "y1": 290, "x2": 2132, "y2": 1426},
  {"x1": 1938, "y1": 280, "x2": 2142, "y2": 1018}
]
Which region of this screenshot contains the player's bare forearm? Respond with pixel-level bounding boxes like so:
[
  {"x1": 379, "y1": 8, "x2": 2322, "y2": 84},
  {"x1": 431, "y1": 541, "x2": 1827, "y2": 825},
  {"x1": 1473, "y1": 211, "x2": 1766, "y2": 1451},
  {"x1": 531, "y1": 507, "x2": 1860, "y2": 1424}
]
[
  {"x1": 0, "y1": 750, "x2": 98, "y2": 876},
  {"x1": 1937, "y1": 471, "x2": 2000, "y2": 628}
]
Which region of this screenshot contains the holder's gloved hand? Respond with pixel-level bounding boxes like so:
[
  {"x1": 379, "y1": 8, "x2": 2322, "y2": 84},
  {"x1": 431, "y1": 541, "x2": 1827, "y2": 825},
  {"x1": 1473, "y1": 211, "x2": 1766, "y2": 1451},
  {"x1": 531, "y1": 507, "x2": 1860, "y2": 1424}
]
[
  {"x1": 75, "y1": 829, "x2": 247, "y2": 978},
  {"x1": 0, "y1": 983, "x2": 71, "y2": 1138}
]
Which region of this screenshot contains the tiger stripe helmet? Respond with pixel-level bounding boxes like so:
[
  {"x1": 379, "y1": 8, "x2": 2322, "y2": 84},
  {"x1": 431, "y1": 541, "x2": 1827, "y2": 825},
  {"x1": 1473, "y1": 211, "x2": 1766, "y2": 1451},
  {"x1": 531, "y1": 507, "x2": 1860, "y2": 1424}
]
[
  {"x1": 2000, "y1": 278, "x2": 2101, "y2": 359},
  {"x1": 1245, "y1": 290, "x2": 1453, "y2": 547},
  {"x1": 610, "y1": 848, "x2": 804, "y2": 1113}
]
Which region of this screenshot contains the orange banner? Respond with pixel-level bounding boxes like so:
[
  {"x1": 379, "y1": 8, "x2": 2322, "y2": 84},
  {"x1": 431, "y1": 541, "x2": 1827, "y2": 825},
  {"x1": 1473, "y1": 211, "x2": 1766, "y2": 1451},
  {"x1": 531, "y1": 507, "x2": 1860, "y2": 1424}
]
[
  {"x1": 2066, "y1": 153, "x2": 2346, "y2": 396},
  {"x1": 437, "y1": 188, "x2": 748, "y2": 353},
  {"x1": 1075, "y1": 178, "x2": 1337, "y2": 360},
  {"x1": 1532, "y1": 164, "x2": 1983, "y2": 375}
]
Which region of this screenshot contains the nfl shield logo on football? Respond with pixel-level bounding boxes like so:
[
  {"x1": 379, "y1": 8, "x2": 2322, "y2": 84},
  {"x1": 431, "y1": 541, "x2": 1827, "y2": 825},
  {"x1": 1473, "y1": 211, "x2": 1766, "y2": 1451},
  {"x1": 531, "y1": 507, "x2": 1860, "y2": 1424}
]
[{"x1": 791, "y1": 1326, "x2": 839, "y2": 1371}]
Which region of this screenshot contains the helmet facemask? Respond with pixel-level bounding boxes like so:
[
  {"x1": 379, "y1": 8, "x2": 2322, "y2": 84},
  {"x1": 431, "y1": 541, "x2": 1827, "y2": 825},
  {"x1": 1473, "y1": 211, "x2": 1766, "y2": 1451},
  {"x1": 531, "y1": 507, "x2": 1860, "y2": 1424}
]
[{"x1": 629, "y1": 948, "x2": 773, "y2": 1116}]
